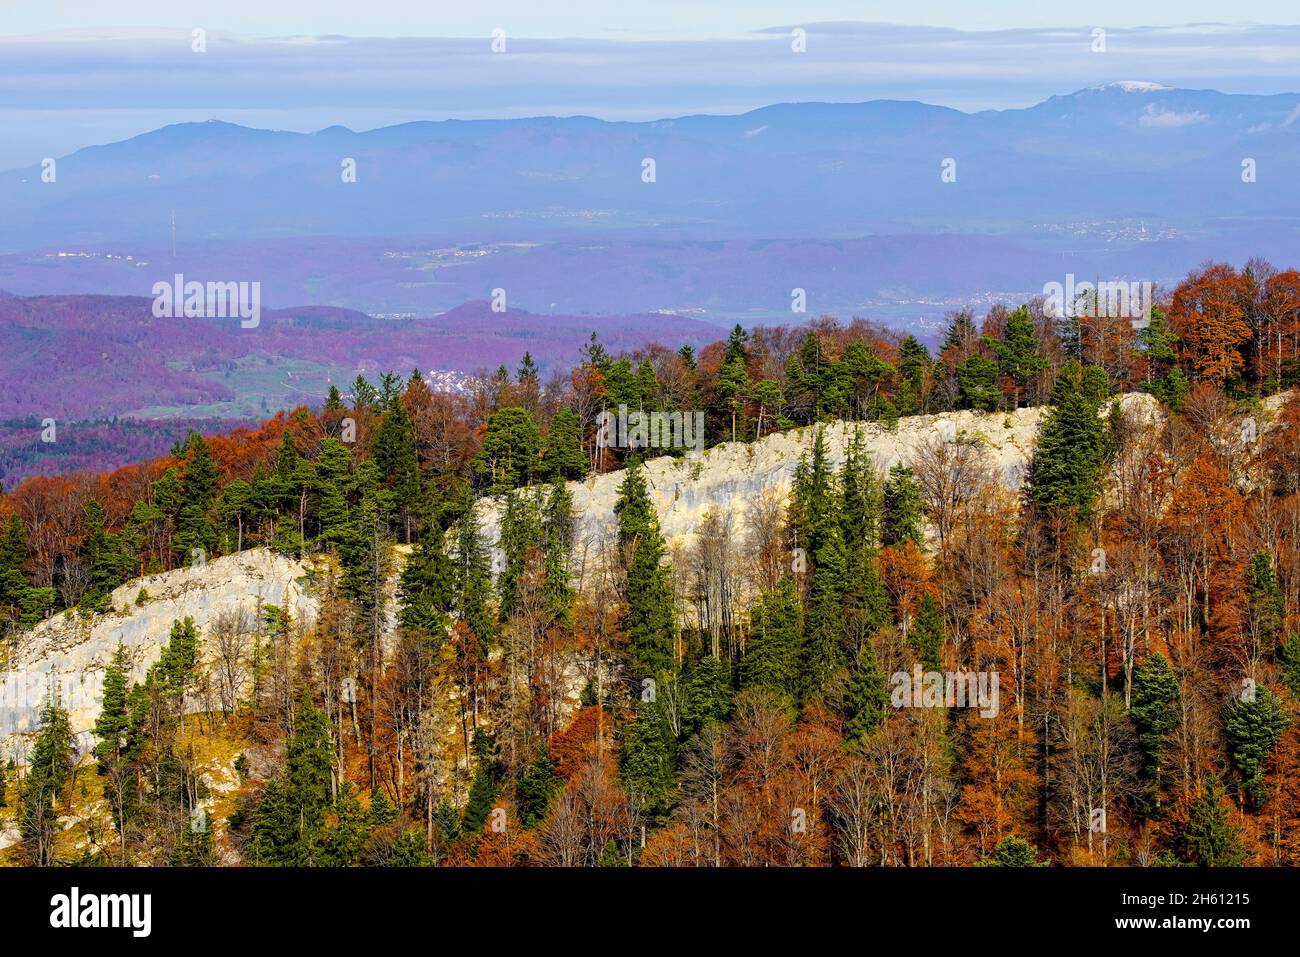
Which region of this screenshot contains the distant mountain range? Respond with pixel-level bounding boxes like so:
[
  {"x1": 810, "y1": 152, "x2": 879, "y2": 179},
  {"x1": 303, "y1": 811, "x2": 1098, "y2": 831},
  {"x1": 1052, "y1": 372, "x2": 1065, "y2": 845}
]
[
  {"x1": 3, "y1": 83, "x2": 1297, "y2": 245},
  {"x1": 0, "y1": 83, "x2": 1295, "y2": 322}
]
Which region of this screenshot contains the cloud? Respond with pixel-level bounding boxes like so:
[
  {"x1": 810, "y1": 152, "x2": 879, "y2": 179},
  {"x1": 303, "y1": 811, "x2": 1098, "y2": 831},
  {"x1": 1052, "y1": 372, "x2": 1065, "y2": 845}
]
[{"x1": 1139, "y1": 103, "x2": 1209, "y2": 127}]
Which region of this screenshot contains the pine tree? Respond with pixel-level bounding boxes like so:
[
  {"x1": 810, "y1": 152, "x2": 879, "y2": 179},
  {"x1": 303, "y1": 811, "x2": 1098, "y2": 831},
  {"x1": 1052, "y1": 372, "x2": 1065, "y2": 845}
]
[
  {"x1": 398, "y1": 508, "x2": 455, "y2": 638},
  {"x1": 989, "y1": 305, "x2": 1047, "y2": 407},
  {"x1": 517, "y1": 750, "x2": 558, "y2": 828},
  {"x1": 882, "y1": 464, "x2": 923, "y2": 547},
  {"x1": 1225, "y1": 688, "x2": 1290, "y2": 805},
  {"x1": 615, "y1": 463, "x2": 676, "y2": 677},
  {"x1": 681, "y1": 656, "x2": 735, "y2": 736},
  {"x1": 454, "y1": 494, "x2": 495, "y2": 652},
  {"x1": 741, "y1": 578, "x2": 802, "y2": 705},
  {"x1": 717, "y1": 355, "x2": 751, "y2": 443},
  {"x1": 978, "y1": 835, "x2": 1046, "y2": 867},
  {"x1": 910, "y1": 593, "x2": 945, "y2": 671},
  {"x1": 1029, "y1": 360, "x2": 1109, "y2": 518},
  {"x1": 473, "y1": 407, "x2": 540, "y2": 492},
  {"x1": 1130, "y1": 653, "x2": 1180, "y2": 805},
  {"x1": 284, "y1": 694, "x2": 336, "y2": 863},
  {"x1": 542, "y1": 478, "x2": 576, "y2": 625},
  {"x1": 93, "y1": 644, "x2": 131, "y2": 773},
  {"x1": 541, "y1": 408, "x2": 588, "y2": 480},
  {"x1": 844, "y1": 639, "x2": 888, "y2": 750},
  {"x1": 620, "y1": 702, "x2": 677, "y2": 819},
  {"x1": 19, "y1": 697, "x2": 74, "y2": 865},
  {"x1": 1168, "y1": 775, "x2": 1249, "y2": 866}
]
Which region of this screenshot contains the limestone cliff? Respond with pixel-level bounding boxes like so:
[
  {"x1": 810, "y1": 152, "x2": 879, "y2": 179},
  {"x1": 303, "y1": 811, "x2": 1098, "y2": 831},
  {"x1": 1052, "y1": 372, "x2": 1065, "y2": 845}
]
[{"x1": 2, "y1": 396, "x2": 1168, "y2": 758}]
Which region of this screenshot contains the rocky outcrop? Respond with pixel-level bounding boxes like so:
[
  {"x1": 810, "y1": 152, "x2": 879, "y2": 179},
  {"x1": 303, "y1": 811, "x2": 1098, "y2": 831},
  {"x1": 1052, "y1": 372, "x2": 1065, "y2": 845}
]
[
  {"x1": 477, "y1": 394, "x2": 1162, "y2": 590},
  {"x1": 2, "y1": 549, "x2": 314, "y2": 752},
  {"x1": 3, "y1": 395, "x2": 1168, "y2": 761}
]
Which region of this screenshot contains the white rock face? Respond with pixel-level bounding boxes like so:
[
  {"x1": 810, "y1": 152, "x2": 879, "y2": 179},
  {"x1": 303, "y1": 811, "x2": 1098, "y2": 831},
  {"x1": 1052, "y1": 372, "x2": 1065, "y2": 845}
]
[
  {"x1": 478, "y1": 396, "x2": 1159, "y2": 589},
  {"x1": 2, "y1": 549, "x2": 314, "y2": 751},
  {"x1": 2, "y1": 395, "x2": 1164, "y2": 761}
]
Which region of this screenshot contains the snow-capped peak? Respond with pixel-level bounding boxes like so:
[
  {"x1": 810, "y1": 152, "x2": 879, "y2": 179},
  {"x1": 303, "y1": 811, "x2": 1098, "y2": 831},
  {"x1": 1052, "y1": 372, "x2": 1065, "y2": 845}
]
[{"x1": 1099, "y1": 81, "x2": 1173, "y2": 93}]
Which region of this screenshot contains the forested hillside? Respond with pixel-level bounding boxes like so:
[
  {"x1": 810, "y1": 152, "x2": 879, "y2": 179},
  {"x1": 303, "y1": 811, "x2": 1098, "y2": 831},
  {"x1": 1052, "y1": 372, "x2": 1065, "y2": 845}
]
[{"x1": 3, "y1": 259, "x2": 1300, "y2": 867}]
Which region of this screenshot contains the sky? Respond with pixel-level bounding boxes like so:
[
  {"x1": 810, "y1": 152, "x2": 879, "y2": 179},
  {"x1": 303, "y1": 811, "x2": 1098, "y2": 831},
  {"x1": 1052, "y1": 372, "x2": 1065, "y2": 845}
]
[
  {"x1": 1, "y1": 4, "x2": 1298, "y2": 168},
  {"x1": 4, "y1": 0, "x2": 1300, "y2": 36}
]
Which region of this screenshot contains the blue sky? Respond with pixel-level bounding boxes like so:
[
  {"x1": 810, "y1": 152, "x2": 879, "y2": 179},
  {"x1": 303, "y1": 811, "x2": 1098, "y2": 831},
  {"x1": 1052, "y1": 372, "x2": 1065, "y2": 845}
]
[
  {"x1": 2, "y1": 6, "x2": 1298, "y2": 168},
  {"x1": 4, "y1": 1, "x2": 1299, "y2": 36}
]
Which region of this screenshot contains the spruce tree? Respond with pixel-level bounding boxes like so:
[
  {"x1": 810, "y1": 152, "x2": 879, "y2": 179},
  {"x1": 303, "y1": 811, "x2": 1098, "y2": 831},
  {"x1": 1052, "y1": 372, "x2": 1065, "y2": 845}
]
[
  {"x1": 372, "y1": 394, "x2": 421, "y2": 539},
  {"x1": 461, "y1": 759, "x2": 498, "y2": 838},
  {"x1": 1225, "y1": 687, "x2": 1290, "y2": 805},
  {"x1": 896, "y1": 335, "x2": 932, "y2": 415},
  {"x1": 172, "y1": 811, "x2": 215, "y2": 866},
  {"x1": 882, "y1": 464, "x2": 923, "y2": 547},
  {"x1": 978, "y1": 835, "x2": 1046, "y2": 867},
  {"x1": 497, "y1": 489, "x2": 543, "y2": 621},
  {"x1": 397, "y1": 510, "x2": 455, "y2": 638},
  {"x1": 620, "y1": 701, "x2": 677, "y2": 820},
  {"x1": 615, "y1": 463, "x2": 676, "y2": 677},
  {"x1": 1130, "y1": 653, "x2": 1180, "y2": 805},
  {"x1": 284, "y1": 694, "x2": 336, "y2": 862},
  {"x1": 542, "y1": 478, "x2": 576, "y2": 625},
  {"x1": 320, "y1": 785, "x2": 369, "y2": 866},
  {"x1": 93, "y1": 644, "x2": 131, "y2": 773},
  {"x1": 989, "y1": 305, "x2": 1047, "y2": 407},
  {"x1": 1169, "y1": 775, "x2": 1249, "y2": 866},
  {"x1": 910, "y1": 593, "x2": 945, "y2": 671},
  {"x1": 740, "y1": 578, "x2": 803, "y2": 705},
  {"x1": 173, "y1": 433, "x2": 219, "y2": 563},
  {"x1": 313, "y1": 438, "x2": 353, "y2": 547},
  {"x1": 956, "y1": 353, "x2": 1000, "y2": 411},
  {"x1": 681, "y1": 656, "x2": 735, "y2": 735},
  {"x1": 541, "y1": 408, "x2": 588, "y2": 480},
  {"x1": 1246, "y1": 550, "x2": 1284, "y2": 654},
  {"x1": 1280, "y1": 634, "x2": 1300, "y2": 700},
  {"x1": 517, "y1": 750, "x2": 558, "y2": 828},
  {"x1": 1029, "y1": 360, "x2": 1109, "y2": 518},
  {"x1": 844, "y1": 640, "x2": 888, "y2": 750},
  {"x1": 249, "y1": 777, "x2": 299, "y2": 866},
  {"x1": 454, "y1": 494, "x2": 495, "y2": 653},
  {"x1": 19, "y1": 697, "x2": 74, "y2": 865}
]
